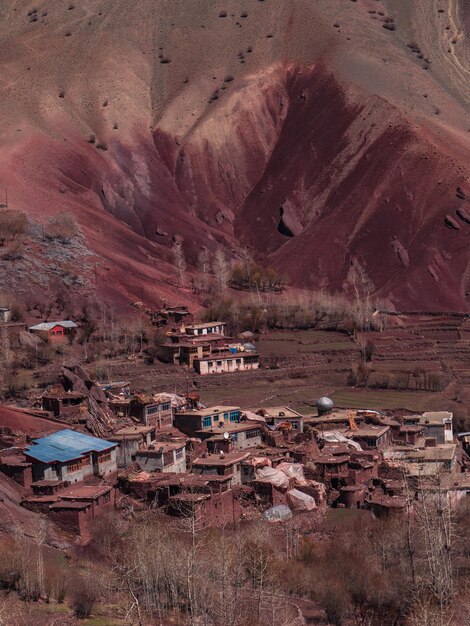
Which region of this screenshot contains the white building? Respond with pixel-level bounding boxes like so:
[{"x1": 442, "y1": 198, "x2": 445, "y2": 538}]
[{"x1": 194, "y1": 353, "x2": 259, "y2": 375}]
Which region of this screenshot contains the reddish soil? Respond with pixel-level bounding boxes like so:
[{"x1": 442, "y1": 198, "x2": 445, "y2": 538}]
[
  {"x1": 0, "y1": 1, "x2": 470, "y2": 310},
  {"x1": 0, "y1": 406, "x2": 65, "y2": 436}
]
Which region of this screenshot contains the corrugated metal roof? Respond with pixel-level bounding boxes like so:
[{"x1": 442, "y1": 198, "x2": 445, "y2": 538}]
[
  {"x1": 29, "y1": 321, "x2": 78, "y2": 331},
  {"x1": 25, "y1": 429, "x2": 115, "y2": 464}
]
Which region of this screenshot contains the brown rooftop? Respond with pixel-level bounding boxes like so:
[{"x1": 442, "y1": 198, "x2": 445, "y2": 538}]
[{"x1": 193, "y1": 452, "x2": 250, "y2": 467}]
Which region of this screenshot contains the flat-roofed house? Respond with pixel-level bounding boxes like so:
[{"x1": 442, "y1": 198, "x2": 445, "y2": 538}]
[
  {"x1": 184, "y1": 322, "x2": 226, "y2": 336},
  {"x1": 194, "y1": 352, "x2": 259, "y2": 375},
  {"x1": 108, "y1": 425, "x2": 157, "y2": 467},
  {"x1": 419, "y1": 411, "x2": 453, "y2": 444},
  {"x1": 192, "y1": 451, "x2": 250, "y2": 486},
  {"x1": 254, "y1": 406, "x2": 304, "y2": 433},
  {"x1": 24, "y1": 429, "x2": 117, "y2": 484},
  {"x1": 344, "y1": 424, "x2": 391, "y2": 449},
  {"x1": 174, "y1": 406, "x2": 263, "y2": 450},
  {"x1": 135, "y1": 441, "x2": 187, "y2": 473},
  {"x1": 129, "y1": 395, "x2": 173, "y2": 428}
]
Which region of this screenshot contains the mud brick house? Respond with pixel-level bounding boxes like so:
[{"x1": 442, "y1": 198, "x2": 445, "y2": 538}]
[
  {"x1": 153, "y1": 304, "x2": 191, "y2": 327},
  {"x1": 0, "y1": 451, "x2": 32, "y2": 488},
  {"x1": 155, "y1": 473, "x2": 240, "y2": 526},
  {"x1": 129, "y1": 394, "x2": 173, "y2": 428},
  {"x1": 24, "y1": 483, "x2": 116, "y2": 544},
  {"x1": 174, "y1": 406, "x2": 263, "y2": 450},
  {"x1": 194, "y1": 351, "x2": 259, "y2": 375},
  {"x1": 310, "y1": 453, "x2": 350, "y2": 489},
  {"x1": 41, "y1": 388, "x2": 87, "y2": 418},
  {"x1": 254, "y1": 406, "x2": 304, "y2": 433},
  {"x1": 192, "y1": 451, "x2": 250, "y2": 486},
  {"x1": 28, "y1": 320, "x2": 78, "y2": 343},
  {"x1": 24, "y1": 429, "x2": 117, "y2": 484},
  {"x1": 135, "y1": 441, "x2": 187, "y2": 473},
  {"x1": 365, "y1": 493, "x2": 408, "y2": 518}
]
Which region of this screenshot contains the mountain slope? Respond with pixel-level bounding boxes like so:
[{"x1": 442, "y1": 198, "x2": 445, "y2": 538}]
[{"x1": 0, "y1": 0, "x2": 469, "y2": 310}]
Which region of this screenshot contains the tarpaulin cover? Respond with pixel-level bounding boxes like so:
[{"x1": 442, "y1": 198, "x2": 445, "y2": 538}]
[
  {"x1": 287, "y1": 489, "x2": 317, "y2": 511},
  {"x1": 321, "y1": 430, "x2": 362, "y2": 450},
  {"x1": 277, "y1": 463, "x2": 308, "y2": 486},
  {"x1": 255, "y1": 467, "x2": 289, "y2": 489},
  {"x1": 263, "y1": 504, "x2": 292, "y2": 522},
  {"x1": 251, "y1": 457, "x2": 272, "y2": 468}
]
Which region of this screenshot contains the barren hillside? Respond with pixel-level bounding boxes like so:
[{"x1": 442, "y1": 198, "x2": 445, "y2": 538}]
[{"x1": 0, "y1": 0, "x2": 469, "y2": 310}]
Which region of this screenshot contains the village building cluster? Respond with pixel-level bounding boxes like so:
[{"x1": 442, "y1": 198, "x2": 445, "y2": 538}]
[
  {"x1": 0, "y1": 306, "x2": 468, "y2": 543},
  {"x1": 0, "y1": 366, "x2": 468, "y2": 543}
]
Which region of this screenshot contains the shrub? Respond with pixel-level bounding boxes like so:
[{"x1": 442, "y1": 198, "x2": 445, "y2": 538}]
[
  {"x1": 71, "y1": 581, "x2": 97, "y2": 618},
  {"x1": 0, "y1": 209, "x2": 28, "y2": 245},
  {"x1": 44, "y1": 211, "x2": 79, "y2": 243}
]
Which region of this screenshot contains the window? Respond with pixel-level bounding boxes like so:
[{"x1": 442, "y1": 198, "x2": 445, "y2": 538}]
[
  {"x1": 246, "y1": 429, "x2": 261, "y2": 440},
  {"x1": 229, "y1": 411, "x2": 239, "y2": 422},
  {"x1": 99, "y1": 452, "x2": 112, "y2": 463},
  {"x1": 291, "y1": 421, "x2": 299, "y2": 430},
  {"x1": 67, "y1": 461, "x2": 81, "y2": 473},
  {"x1": 146, "y1": 404, "x2": 160, "y2": 416},
  {"x1": 175, "y1": 447, "x2": 184, "y2": 459},
  {"x1": 231, "y1": 433, "x2": 238, "y2": 442},
  {"x1": 81, "y1": 456, "x2": 90, "y2": 467},
  {"x1": 208, "y1": 361, "x2": 213, "y2": 367},
  {"x1": 102, "y1": 492, "x2": 110, "y2": 504},
  {"x1": 162, "y1": 402, "x2": 171, "y2": 412},
  {"x1": 236, "y1": 359, "x2": 241, "y2": 364},
  {"x1": 224, "y1": 413, "x2": 229, "y2": 420},
  {"x1": 216, "y1": 361, "x2": 222, "y2": 366},
  {"x1": 202, "y1": 416, "x2": 212, "y2": 428}
]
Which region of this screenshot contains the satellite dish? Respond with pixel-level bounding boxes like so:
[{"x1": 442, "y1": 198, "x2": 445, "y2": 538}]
[{"x1": 223, "y1": 432, "x2": 230, "y2": 439}]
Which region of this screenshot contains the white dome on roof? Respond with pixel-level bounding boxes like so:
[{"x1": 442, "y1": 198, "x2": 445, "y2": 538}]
[{"x1": 316, "y1": 396, "x2": 334, "y2": 412}]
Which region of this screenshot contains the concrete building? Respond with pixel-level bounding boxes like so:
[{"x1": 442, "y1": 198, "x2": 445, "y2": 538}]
[
  {"x1": 135, "y1": 441, "x2": 187, "y2": 473},
  {"x1": 192, "y1": 452, "x2": 250, "y2": 486},
  {"x1": 174, "y1": 406, "x2": 242, "y2": 437},
  {"x1": 24, "y1": 429, "x2": 117, "y2": 484},
  {"x1": 108, "y1": 425, "x2": 157, "y2": 467},
  {"x1": 129, "y1": 395, "x2": 173, "y2": 428},
  {"x1": 419, "y1": 411, "x2": 454, "y2": 444},
  {"x1": 194, "y1": 352, "x2": 259, "y2": 375},
  {"x1": 254, "y1": 406, "x2": 304, "y2": 433},
  {"x1": 345, "y1": 424, "x2": 391, "y2": 449},
  {"x1": 174, "y1": 406, "x2": 263, "y2": 450},
  {"x1": 184, "y1": 321, "x2": 226, "y2": 336}
]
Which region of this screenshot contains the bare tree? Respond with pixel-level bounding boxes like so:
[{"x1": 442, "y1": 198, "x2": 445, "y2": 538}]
[
  {"x1": 172, "y1": 241, "x2": 187, "y2": 288},
  {"x1": 212, "y1": 246, "x2": 230, "y2": 292},
  {"x1": 197, "y1": 247, "x2": 211, "y2": 292}
]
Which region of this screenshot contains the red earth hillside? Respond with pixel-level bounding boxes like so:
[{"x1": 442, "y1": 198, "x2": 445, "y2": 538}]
[{"x1": 0, "y1": 0, "x2": 469, "y2": 311}]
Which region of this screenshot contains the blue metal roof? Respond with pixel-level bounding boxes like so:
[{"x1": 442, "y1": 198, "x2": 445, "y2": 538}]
[{"x1": 24, "y1": 429, "x2": 116, "y2": 464}]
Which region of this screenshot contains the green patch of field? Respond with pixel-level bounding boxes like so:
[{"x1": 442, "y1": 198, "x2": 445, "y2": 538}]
[{"x1": 330, "y1": 388, "x2": 439, "y2": 411}]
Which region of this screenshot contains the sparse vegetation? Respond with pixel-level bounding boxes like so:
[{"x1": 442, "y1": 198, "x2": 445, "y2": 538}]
[
  {"x1": 44, "y1": 211, "x2": 79, "y2": 243},
  {"x1": 0, "y1": 209, "x2": 27, "y2": 246}
]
